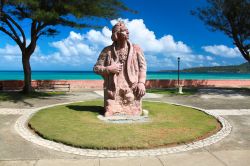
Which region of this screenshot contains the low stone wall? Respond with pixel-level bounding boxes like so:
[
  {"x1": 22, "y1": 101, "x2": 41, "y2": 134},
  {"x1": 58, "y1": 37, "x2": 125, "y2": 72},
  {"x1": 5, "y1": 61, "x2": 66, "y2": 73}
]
[{"x1": 1, "y1": 79, "x2": 250, "y2": 91}]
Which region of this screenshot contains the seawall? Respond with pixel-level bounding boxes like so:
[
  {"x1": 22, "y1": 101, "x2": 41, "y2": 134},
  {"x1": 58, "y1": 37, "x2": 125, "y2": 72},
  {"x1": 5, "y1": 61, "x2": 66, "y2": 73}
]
[{"x1": 1, "y1": 80, "x2": 250, "y2": 91}]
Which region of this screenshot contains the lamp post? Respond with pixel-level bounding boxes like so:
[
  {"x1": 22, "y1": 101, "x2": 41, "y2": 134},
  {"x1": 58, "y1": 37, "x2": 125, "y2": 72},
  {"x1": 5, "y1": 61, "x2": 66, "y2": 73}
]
[
  {"x1": 177, "y1": 57, "x2": 183, "y2": 94},
  {"x1": 177, "y1": 57, "x2": 180, "y2": 86}
]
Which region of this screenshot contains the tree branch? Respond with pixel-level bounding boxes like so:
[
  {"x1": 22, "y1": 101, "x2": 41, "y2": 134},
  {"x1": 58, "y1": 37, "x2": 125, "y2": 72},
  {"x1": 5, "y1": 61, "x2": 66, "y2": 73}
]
[
  {"x1": 226, "y1": 14, "x2": 249, "y2": 61},
  {"x1": 37, "y1": 22, "x2": 48, "y2": 32},
  {"x1": 3, "y1": 17, "x2": 23, "y2": 47},
  {"x1": 4, "y1": 13, "x2": 26, "y2": 45},
  {"x1": 0, "y1": 0, "x2": 4, "y2": 13},
  {"x1": 245, "y1": 44, "x2": 250, "y2": 50},
  {"x1": 36, "y1": 30, "x2": 46, "y2": 40},
  {"x1": 0, "y1": 26, "x2": 22, "y2": 49},
  {"x1": 26, "y1": 20, "x2": 38, "y2": 56}
]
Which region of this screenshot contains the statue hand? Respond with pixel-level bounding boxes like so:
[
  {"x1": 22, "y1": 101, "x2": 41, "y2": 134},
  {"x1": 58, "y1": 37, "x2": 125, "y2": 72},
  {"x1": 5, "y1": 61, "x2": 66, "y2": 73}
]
[
  {"x1": 107, "y1": 63, "x2": 123, "y2": 74},
  {"x1": 136, "y1": 82, "x2": 145, "y2": 98}
]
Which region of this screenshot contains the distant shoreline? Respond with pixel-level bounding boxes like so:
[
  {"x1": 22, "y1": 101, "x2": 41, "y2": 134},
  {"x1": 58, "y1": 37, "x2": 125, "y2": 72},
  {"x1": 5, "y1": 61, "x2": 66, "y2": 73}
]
[{"x1": 160, "y1": 62, "x2": 250, "y2": 74}]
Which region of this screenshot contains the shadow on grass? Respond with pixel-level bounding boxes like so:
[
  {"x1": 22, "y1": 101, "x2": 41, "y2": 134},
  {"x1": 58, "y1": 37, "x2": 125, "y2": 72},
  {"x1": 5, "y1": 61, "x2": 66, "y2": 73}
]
[{"x1": 67, "y1": 105, "x2": 105, "y2": 115}]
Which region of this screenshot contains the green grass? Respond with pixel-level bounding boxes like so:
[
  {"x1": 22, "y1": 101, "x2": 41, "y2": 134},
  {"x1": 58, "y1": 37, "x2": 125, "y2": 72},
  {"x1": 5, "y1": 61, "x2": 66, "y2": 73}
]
[
  {"x1": 0, "y1": 91, "x2": 66, "y2": 101},
  {"x1": 28, "y1": 100, "x2": 220, "y2": 150},
  {"x1": 146, "y1": 88, "x2": 198, "y2": 95}
]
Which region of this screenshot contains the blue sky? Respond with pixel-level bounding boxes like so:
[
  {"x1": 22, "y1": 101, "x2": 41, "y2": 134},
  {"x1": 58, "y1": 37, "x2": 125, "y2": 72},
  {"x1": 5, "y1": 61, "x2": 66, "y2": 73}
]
[{"x1": 0, "y1": 0, "x2": 246, "y2": 71}]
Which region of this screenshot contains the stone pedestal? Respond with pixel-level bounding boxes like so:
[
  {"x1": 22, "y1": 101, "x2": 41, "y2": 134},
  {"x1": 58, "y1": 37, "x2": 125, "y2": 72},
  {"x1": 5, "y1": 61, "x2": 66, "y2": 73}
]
[
  {"x1": 105, "y1": 98, "x2": 142, "y2": 117},
  {"x1": 97, "y1": 109, "x2": 150, "y2": 123}
]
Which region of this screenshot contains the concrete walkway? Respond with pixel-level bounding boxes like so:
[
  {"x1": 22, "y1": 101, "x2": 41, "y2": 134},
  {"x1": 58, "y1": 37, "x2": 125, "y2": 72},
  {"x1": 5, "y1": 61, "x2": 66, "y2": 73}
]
[{"x1": 0, "y1": 89, "x2": 250, "y2": 166}]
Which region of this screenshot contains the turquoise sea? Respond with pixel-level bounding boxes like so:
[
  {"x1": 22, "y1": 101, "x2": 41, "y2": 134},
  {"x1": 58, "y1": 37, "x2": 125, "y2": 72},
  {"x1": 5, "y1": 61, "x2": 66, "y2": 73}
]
[{"x1": 0, "y1": 71, "x2": 250, "y2": 80}]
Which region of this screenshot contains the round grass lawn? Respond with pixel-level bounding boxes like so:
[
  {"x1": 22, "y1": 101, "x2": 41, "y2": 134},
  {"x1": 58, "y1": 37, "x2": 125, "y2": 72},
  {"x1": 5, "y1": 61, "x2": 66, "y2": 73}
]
[{"x1": 28, "y1": 100, "x2": 221, "y2": 150}]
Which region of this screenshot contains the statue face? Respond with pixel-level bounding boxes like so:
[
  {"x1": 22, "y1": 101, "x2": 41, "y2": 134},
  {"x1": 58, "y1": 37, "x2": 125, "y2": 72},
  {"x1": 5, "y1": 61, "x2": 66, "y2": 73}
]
[
  {"x1": 111, "y1": 22, "x2": 130, "y2": 42},
  {"x1": 118, "y1": 26, "x2": 129, "y2": 41}
]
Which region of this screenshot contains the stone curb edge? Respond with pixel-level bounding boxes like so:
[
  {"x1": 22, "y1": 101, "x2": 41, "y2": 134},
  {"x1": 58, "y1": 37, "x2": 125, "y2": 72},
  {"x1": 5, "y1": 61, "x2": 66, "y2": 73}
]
[{"x1": 14, "y1": 100, "x2": 232, "y2": 158}]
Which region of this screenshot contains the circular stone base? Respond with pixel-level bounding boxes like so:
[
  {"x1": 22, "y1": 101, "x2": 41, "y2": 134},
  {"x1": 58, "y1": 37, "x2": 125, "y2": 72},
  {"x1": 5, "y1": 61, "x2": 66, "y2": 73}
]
[{"x1": 97, "y1": 109, "x2": 150, "y2": 123}]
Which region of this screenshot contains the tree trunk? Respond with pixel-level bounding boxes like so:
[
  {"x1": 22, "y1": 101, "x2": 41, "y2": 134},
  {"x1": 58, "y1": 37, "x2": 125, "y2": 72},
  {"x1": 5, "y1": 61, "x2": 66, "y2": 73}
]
[
  {"x1": 22, "y1": 54, "x2": 33, "y2": 94},
  {"x1": 234, "y1": 40, "x2": 250, "y2": 62},
  {"x1": 231, "y1": 32, "x2": 250, "y2": 63}
]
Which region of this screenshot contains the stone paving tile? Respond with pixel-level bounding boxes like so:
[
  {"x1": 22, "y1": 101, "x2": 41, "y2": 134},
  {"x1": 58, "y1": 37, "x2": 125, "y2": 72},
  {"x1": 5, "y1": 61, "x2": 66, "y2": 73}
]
[
  {"x1": 212, "y1": 150, "x2": 250, "y2": 166},
  {"x1": 100, "y1": 157, "x2": 163, "y2": 166},
  {"x1": 0, "y1": 108, "x2": 34, "y2": 115},
  {"x1": 158, "y1": 151, "x2": 225, "y2": 166},
  {"x1": 206, "y1": 109, "x2": 250, "y2": 115},
  {"x1": 0, "y1": 160, "x2": 37, "y2": 166},
  {"x1": 0, "y1": 92, "x2": 101, "y2": 109},
  {"x1": 35, "y1": 159, "x2": 99, "y2": 166},
  {"x1": 200, "y1": 94, "x2": 246, "y2": 99}
]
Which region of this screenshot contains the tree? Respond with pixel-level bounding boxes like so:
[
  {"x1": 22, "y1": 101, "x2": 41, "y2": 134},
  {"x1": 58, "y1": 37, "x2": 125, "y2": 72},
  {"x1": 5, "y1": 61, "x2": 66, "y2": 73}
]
[
  {"x1": 192, "y1": 0, "x2": 250, "y2": 62},
  {"x1": 0, "y1": 0, "x2": 131, "y2": 93}
]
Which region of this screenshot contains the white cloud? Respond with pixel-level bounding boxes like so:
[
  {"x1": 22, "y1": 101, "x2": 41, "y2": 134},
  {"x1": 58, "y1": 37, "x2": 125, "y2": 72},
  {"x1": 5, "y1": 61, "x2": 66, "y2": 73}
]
[
  {"x1": 85, "y1": 27, "x2": 112, "y2": 46},
  {"x1": 202, "y1": 45, "x2": 240, "y2": 58},
  {"x1": 45, "y1": 18, "x2": 195, "y2": 70},
  {"x1": 0, "y1": 42, "x2": 42, "y2": 60},
  {"x1": 109, "y1": 19, "x2": 208, "y2": 69},
  {"x1": 0, "y1": 44, "x2": 21, "y2": 70},
  {"x1": 206, "y1": 56, "x2": 213, "y2": 61},
  {"x1": 1, "y1": 18, "x2": 228, "y2": 70},
  {"x1": 51, "y1": 31, "x2": 97, "y2": 57},
  {"x1": 211, "y1": 62, "x2": 220, "y2": 66},
  {"x1": 111, "y1": 19, "x2": 191, "y2": 54},
  {"x1": 197, "y1": 55, "x2": 205, "y2": 60},
  {"x1": 0, "y1": 44, "x2": 21, "y2": 56},
  {"x1": 145, "y1": 54, "x2": 175, "y2": 69},
  {"x1": 0, "y1": 44, "x2": 21, "y2": 68}
]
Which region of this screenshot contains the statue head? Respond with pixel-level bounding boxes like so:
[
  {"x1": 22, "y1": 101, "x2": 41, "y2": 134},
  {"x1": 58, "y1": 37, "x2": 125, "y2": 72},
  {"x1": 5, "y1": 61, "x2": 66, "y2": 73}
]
[{"x1": 111, "y1": 21, "x2": 129, "y2": 42}]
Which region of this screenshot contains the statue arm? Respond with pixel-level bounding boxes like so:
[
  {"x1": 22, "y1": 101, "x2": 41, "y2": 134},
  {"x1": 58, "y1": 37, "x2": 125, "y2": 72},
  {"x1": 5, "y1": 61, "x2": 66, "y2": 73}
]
[
  {"x1": 137, "y1": 47, "x2": 147, "y2": 84},
  {"x1": 132, "y1": 46, "x2": 146, "y2": 98},
  {"x1": 93, "y1": 49, "x2": 110, "y2": 76}
]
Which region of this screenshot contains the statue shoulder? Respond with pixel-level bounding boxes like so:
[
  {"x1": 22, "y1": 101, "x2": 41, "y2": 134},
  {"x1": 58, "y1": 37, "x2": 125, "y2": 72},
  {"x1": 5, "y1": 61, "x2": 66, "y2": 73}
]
[
  {"x1": 97, "y1": 45, "x2": 112, "y2": 62},
  {"x1": 132, "y1": 44, "x2": 143, "y2": 53},
  {"x1": 101, "y1": 45, "x2": 112, "y2": 54}
]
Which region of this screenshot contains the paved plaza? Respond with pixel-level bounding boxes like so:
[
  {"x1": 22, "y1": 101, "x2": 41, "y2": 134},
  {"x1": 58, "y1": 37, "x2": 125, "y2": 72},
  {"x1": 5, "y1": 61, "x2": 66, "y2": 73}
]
[{"x1": 0, "y1": 89, "x2": 250, "y2": 166}]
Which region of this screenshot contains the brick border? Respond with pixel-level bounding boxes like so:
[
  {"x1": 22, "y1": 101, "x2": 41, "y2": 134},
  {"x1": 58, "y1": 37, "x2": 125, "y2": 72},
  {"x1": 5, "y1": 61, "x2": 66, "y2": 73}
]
[
  {"x1": 1, "y1": 79, "x2": 250, "y2": 91},
  {"x1": 14, "y1": 101, "x2": 232, "y2": 158}
]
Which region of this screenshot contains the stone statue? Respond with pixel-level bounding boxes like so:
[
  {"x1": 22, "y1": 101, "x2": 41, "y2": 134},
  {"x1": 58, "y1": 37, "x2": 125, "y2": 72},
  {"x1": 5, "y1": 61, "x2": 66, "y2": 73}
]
[{"x1": 94, "y1": 21, "x2": 147, "y2": 117}]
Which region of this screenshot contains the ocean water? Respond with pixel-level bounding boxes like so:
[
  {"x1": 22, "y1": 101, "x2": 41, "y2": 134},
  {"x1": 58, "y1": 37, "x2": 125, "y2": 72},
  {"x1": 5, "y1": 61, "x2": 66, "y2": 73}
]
[{"x1": 0, "y1": 71, "x2": 250, "y2": 80}]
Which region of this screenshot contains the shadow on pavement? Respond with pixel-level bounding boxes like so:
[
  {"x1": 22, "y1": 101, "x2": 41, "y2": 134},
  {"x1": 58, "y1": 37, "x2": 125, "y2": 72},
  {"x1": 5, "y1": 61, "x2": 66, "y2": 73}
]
[{"x1": 0, "y1": 91, "x2": 66, "y2": 107}]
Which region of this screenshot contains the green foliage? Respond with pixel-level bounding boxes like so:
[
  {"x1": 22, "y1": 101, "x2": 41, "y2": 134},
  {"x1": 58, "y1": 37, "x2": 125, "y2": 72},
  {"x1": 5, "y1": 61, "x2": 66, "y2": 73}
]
[
  {"x1": 10, "y1": 0, "x2": 129, "y2": 25},
  {"x1": 28, "y1": 100, "x2": 220, "y2": 150},
  {"x1": 1, "y1": 0, "x2": 131, "y2": 37},
  {"x1": 192, "y1": 0, "x2": 250, "y2": 62}
]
